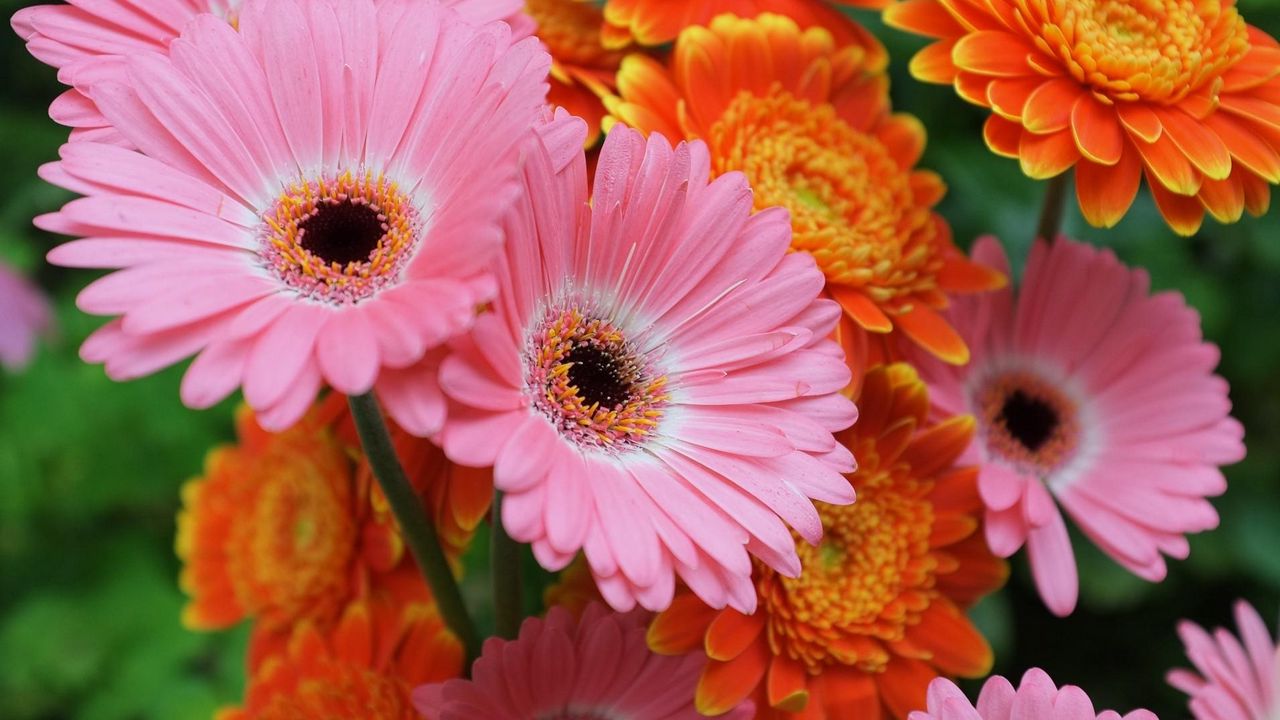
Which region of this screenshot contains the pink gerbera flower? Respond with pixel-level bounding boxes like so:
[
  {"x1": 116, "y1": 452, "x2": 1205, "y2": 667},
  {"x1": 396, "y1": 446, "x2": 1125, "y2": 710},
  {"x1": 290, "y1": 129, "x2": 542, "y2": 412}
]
[
  {"x1": 1169, "y1": 600, "x2": 1280, "y2": 720},
  {"x1": 439, "y1": 118, "x2": 858, "y2": 613},
  {"x1": 413, "y1": 603, "x2": 754, "y2": 719},
  {"x1": 34, "y1": 0, "x2": 550, "y2": 432},
  {"x1": 911, "y1": 670, "x2": 1158, "y2": 720},
  {"x1": 0, "y1": 261, "x2": 52, "y2": 371},
  {"x1": 11, "y1": 0, "x2": 528, "y2": 145},
  {"x1": 907, "y1": 236, "x2": 1245, "y2": 616}
]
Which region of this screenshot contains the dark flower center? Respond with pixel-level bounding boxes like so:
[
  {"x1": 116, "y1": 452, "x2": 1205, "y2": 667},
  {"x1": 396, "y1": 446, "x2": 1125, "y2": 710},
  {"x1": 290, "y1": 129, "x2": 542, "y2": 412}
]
[
  {"x1": 564, "y1": 344, "x2": 632, "y2": 408},
  {"x1": 298, "y1": 199, "x2": 385, "y2": 265},
  {"x1": 996, "y1": 389, "x2": 1059, "y2": 452}
]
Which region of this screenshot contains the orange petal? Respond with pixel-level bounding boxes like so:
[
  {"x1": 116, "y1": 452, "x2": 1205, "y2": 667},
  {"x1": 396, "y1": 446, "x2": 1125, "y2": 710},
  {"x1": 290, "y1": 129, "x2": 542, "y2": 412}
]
[
  {"x1": 1019, "y1": 129, "x2": 1078, "y2": 179},
  {"x1": 930, "y1": 513, "x2": 980, "y2": 547},
  {"x1": 936, "y1": 253, "x2": 1007, "y2": 292},
  {"x1": 984, "y1": 114, "x2": 1022, "y2": 158},
  {"x1": 1220, "y1": 95, "x2": 1280, "y2": 132},
  {"x1": 1133, "y1": 133, "x2": 1202, "y2": 196},
  {"x1": 929, "y1": 466, "x2": 982, "y2": 515},
  {"x1": 1071, "y1": 94, "x2": 1124, "y2": 165},
  {"x1": 1147, "y1": 169, "x2": 1206, "y2": 235},
  {"x1": 706, "y1": 608, "x2": 766, "y2": 662},
  {"x1": 1155, "y1": 107, "x2": 1232, "y2": 180},
  {"x1": 906, "y1": 598, "x2": 994, "y2": 677},
  {"x1": 649, "y1": 594, "x2": 718, "y2": 655},
  {"x1": 1075, "y1": 143, "x2": 1142, "y2": 228},
  {"x1": 934, "y1": 533, "x2": 1010, "y2": 606},
  {"x1": 901, "y1": 414, "x2": 975, "y2": 476},
  {"x1": 1021, "y1": 77, "x2": 1079, "y2": 133},
  {"x1": 766, "y1": 654, "x2": 811, "y2": 712},
  {"x1": 987, "y1": 76, "x2": 1044, "y2": 120},
  {"x1": 951, "y1": 31, "x2": 1035, "y2": 76},
  {"x1": 332, "y1": 602, "x2": 375, "y2": 667},
  {"x1": 1198, "y1": 172, "x2": 1246, "y2": 224},
  {"x1": 815, "y1": 665, "x2": 881, "y2": 718},
  {"x1": 878, "y1": 657, "x2": 937, "y2": 719},
  {"x1": 830, "y1": 285, "x2": 893, "y2": 333},
  {"x1": 883, "y1": 0, "x2": 966, "y2": 37},
  {"x1": 893, "y1": 304, "x2": 970, "y2": 365},
  {"x1": 876, "y1": 416, "x2": 919, "y2": 466},
  {"x1": 910, "y1": 39, "x2": 959, "y2": 84},
  {"x1": 1242, "y1": 168, "x2": 1273, "y2": 216},
  {"x1": 955, "y1": 71, "x2": 994, "y2": 107},
  {"x1": 1117, "y1": 103, "x2": 1162, "y2": 143},
  {"x1": 696, "y1": 639, "x2": 770, "y2": 715},
  {"x1": 1203, "y1": 112, "x2": 1280, "y2": 182}
]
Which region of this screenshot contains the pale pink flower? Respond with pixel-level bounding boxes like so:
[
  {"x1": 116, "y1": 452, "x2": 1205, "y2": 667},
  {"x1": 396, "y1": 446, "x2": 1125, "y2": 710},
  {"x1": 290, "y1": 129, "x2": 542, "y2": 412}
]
[
  {"x1": 0, "y1": 261, "x2": 51, "y2": 371},
  {"x1": 907, "y1": 236, "x2": 1244, "y2": 616},
  {"x1": 911, "y1": 670, "x2": 1158, "y2": 720},
  {"x1": 438, "y1": 118, "x2": 858, "y2": 613},
  {"x1": 35, "y1": 0, "x2": 550, "y2": 431},
  {"x1": 11, "y1": 0, "x2": 528, "y2": 145},
  {"x1": 413, "y1": 604, "x2": 754, "y2": 720},
  {"x1": 1169, "y1": 600, "x2": 1280, "y2": 720}
]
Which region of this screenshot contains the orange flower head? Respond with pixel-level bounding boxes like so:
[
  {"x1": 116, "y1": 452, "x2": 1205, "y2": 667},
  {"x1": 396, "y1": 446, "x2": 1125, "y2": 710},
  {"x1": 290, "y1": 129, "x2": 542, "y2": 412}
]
[
  {"x1": 648, "y1": 364, "x2": 1008, "y2": 719},
  {"x1": 606, "y1": 13, "x2": 1004, "y2": 365},
  {"x1": 601, "y1": 0, "x2": 894, "y2": 49},
  {"x1": 221, "y1": 599, "x2": 463, "y2": 720},
  {"x1": 528, "y1": 0, "x2": 623, "y2": 145},
  {"x1": 885, "y1": 0, "x2": 1280, "y2": 234}
]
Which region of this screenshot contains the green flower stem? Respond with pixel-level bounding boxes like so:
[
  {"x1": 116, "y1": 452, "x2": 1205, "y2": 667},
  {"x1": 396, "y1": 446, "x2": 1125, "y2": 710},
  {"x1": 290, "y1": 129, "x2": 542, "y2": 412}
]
[
  {"x1": 1036, "y1": 172, "x2": 1070, "y2": 244},
  {"x1": 490, "y1": 491, "x2": 523, "y2": 640},
  {"x1": 347, "y1": 392, "x2": 481, "y2": 666}
]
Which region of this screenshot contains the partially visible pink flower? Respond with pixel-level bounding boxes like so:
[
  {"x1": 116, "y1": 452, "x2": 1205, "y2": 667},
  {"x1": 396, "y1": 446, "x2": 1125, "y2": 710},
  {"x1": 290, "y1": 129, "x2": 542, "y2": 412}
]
[
  {"x1": 35, "y1": 0, "x2": 550, "y2": 432},
  {"x1": 1169, "y1": 600, "x2": 1280, "y2": 720},
  {"x1": 413, "y1": 603, "x2": 754, "y2": 720},
  {"x1": 911, "y1": 670, "x2": 1158, "y2": 720},
  {"x1": 0, "y1": 261, "x2": 51, "y2": 371},
  {"x1": 907, "y1": 236, "x2": 1244, "y2": 616},
  {"x1": 439, "y1": 117, "x2": 857, "y2": 613},
  {"x1": 11, "y1": 0, "x2": 529, "y2": 144}
]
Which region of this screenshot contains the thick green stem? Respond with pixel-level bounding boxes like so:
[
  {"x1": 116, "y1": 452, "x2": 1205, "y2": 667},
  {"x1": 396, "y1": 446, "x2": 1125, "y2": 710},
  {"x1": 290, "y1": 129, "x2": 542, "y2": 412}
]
[
  {"x1": 347, "y1": 392, "x2": 481, "y2": 665},
  {"x1": 1036, "y1": 172, "x2": 1070, "y2": 244},
  {"x1": 490, "y1": 491, "x2": 523, "y2": 640}
]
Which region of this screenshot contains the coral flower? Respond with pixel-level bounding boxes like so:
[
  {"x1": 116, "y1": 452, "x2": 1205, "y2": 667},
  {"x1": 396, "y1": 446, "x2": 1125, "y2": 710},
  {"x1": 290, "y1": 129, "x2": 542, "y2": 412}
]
[
  {"x1": 601, "y1": 0, "x2": 891, "y2": 50},
  {"x1": 178, "y1": 398, "x2": 489, "y2": 639},
  {"x1": 912, "y1": 670, "x2": 1158, "y2": 720},
  {"x1": 1169, "y1": 600, "x2": 1280, "y2": 720},
  {"x1": 649, "y1": 364, "x2": 1007, "y2": 719},
  {"x1": 415, "y1": 604, "x2": 755, "y2": 719},
  {"x1": 906, "y1": 236, "x2": 1244, "y2": 616},
  {"x1": 527, "y1": 0, "x2": 623, "y2": 146},
  {"x1": 220, "y1": 599, "x2": 463, "y2": 720},
  {"x1": 439, "y1": 113, "x2": 858, "y2": 614},
  {"x1": 884, "y1": 0, "x2": 1280, "y2": 235},
  {"x1": 12, "y1": 0, "x2": 527, "y2": 144},
  {"x1": 34, "y1": 0, "x2": 550, "y2": 432},
  {"x1": 0, "y1": 261, "x2": 51, "y2": 371},
  {"x1": 606, "y1": 13, "x2": 1005, "y2": 366}
]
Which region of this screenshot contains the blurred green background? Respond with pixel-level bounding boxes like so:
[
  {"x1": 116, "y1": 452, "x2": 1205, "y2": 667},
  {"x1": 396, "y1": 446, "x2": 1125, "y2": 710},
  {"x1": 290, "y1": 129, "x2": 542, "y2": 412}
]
[{"x1": 1, "y1": 0, "x2": 1278, "y2": 717}]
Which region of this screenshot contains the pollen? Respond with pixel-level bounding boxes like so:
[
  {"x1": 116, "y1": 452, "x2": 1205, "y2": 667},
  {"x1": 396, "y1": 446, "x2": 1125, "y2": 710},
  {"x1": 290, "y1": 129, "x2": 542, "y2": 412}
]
[
  {"x1": 526, "y1": 305, "x2": 668, "y2": 451},
  {"x1": 976, "y1": 371, "x2": 1080, "y2": 473},
  {"x1": 259, "y1": 170, "x2": 421, "y2": 305},
  {"x1": 706, "y1": 87, "x2": 947, "y2": 305}
]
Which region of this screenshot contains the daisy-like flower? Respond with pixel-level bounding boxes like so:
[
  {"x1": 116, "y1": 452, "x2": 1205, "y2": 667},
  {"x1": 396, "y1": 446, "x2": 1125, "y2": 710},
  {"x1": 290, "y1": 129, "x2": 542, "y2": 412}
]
[
  {"x1": 439, "y1": 113, "x2": 858, "y2": 614},
  {"x1": 601, "y1": 0, "x2": 892, "y2": 49},
  {"x1": 1169, "y1": 600, "x2": 1280, "y2": 720},
  {"x1": 649, "y1": 364, "x2": 1007, "y2": 719},
  {"x1": 526, "y1": 0, "x2": 623, "y2": 146},
  {"x1": 912, "y1": 671, "x2": 1158, "y2": 720},
  {"x1": 884, "y1": 0, "x2": 1280, "y2": 235},
  {"x1": 34, "y1": 0, "x2": 550, "y2": 432},
  {"x1": 906, "y1": 236, "x2": 1244, "y2": 616},
  {"x1": 220, "y1": 599, "x2": 463, "y2": 720},
  {"x1": 0, "y1": 260, "x2": 51, "y2": 371},
  {"x1": 12, "y1": 0, "x2": 527, "y2": 144},
  {"x1": 605, "y1": 13, "x2": 1005, "y2": 367},
  {"x1": 178, "y1": 396, "x2": 490, "y2": 644},
  {"x1": 414, "y1": 604, "x2": 755, "y2": 719}
]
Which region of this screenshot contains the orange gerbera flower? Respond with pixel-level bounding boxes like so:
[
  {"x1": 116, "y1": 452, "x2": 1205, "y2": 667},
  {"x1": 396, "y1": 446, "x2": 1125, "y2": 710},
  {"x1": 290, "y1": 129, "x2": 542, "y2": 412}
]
[
  {"x1": 219, "y1": 599, "x2": 463, "y2": 720},
  {"x1": 527, "y1": 0, "x2": 623, "y2": 146},
  {"x1": 884, "y1": 0, "x2": 1280, "y2": 235},
  {"x1": 178, "y1": 398, "x2": 491, "y2": 635},
  {"x1": 602, "y1": 0, "x2": 892, "y2": 49},
  {"x1": 606, "y1": 13, "x2": 1004, "y2": 366},
  {"x1": 647, "y1": 364, "x2": 1008, "y2": 719}
]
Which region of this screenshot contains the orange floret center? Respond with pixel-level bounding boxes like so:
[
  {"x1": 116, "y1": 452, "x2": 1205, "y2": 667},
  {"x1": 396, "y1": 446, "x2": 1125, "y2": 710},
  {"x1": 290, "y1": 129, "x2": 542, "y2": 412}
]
[
  {"x1": 756, "y1": 438, "x2": 936, "y2": 672},
  {"x1": 706, "y1": 87, "x2": 944, "y2": 304},
  {"x1": 255, "y1": 670, "x2": 417, "y2": 720},
  {"x1": 261, "y1": 171, "x2": 421, "y2": 304},
  {"x1": 1030, "y1": 0, "x2": 1249, "y2": 103}
]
